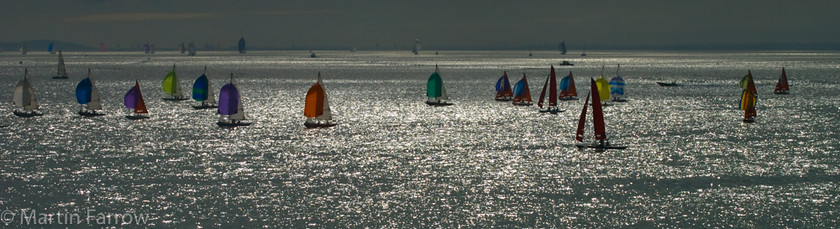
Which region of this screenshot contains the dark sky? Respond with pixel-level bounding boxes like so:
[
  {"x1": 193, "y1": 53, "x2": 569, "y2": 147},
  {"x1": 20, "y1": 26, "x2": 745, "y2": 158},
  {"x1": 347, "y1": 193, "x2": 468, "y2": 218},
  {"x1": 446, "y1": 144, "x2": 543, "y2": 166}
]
[{"x1": 3, "y1": 0, "x2": 840, "y2": 50}]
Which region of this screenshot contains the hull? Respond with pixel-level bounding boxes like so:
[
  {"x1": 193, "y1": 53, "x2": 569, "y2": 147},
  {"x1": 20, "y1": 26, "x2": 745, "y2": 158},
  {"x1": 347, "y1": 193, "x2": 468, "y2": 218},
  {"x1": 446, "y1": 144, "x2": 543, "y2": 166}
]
[
  {"x1": 163, "y1": 97, "x2": 190, "y2": 101},
  {"x1": 192, "y1": 104, "x2": 219, "y2": 109},
  {"x1": 656, "y1": 82, "x2": 679, "y2": 86},
  {"x1": 426, "y1": 101, "x2": 454, "y2": 106},
  {"x1": 304, "y1": 122, "x2": 338, "y2": 128},
  {"x1": 52, "y1": 76, "x2": 69, "y2": 79},
  {"x1": 78, "y1": 110, "x2": 106, "y2": 117},
  {"x1": 575, "y1": 143, "x2": 628, "y2": 150},
  {"x1": 611, "y1": 98, "x2": 628, "y2": 102},
  {"x1": 495, "y1": 97, "x2": 512, "y2": 101},
  {"x1": 14, "y1": 110, "x2": 43, "y2": 118},
  {"x1": 774, "y1": 91, "x2": 789, "y2": 95},
  {"x1": 743, "y1": 117, "x2": 755, "y2": 123},
  {"x1": 217, "y1": 121, "x2": 251, "y2": 127},
  {"x1": 539, "y1": 107, "x2": 564, "y2": 114},
  {"x1": 125, "y1": 114, "x2": 149, "y2": 120},
  {"x1": 559, "y1": 96, "x2": 579, "y2": 101},
  {"x1": 512, "y1": 101, "x2": 533, "y2": 106}
]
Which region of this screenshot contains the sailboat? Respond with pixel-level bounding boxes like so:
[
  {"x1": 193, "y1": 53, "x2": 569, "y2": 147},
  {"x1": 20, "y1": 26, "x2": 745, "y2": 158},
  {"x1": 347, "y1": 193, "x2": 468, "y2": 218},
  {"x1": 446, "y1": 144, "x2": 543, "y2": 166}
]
[
  {"x1": 512, "y1": 73, "x2": 533, "y2": 106},
  {"x1": 124, "y1": 81, "x2": 149, "y2": 119},
  {"x1": 580, "y1": 43, "x2": 587, "y2": 56},
  {"x1": 53, "y1": 50, "x2": 69, "y2": 79},
  {"x1": 76, "y1": 69, "x2": 105, "y2": 116},
  {"x1": 559, "y1": 40, "x2": 567, "y2": 55},
  {"x1": 609, "y1": 64, "x2": 627, "y2": 102},
  {"x1": 238, "y1": 37, "x2": 246, "y2": 54},
  {"x1": 149, "y1": 43, "x2": 155, "y2": 54},
  {"x1": 412, "y1": 39, "x2": 421, "y2": 55},
  {"x1": 177, "y1": 42, "x2": 185, "y2": 54},
  {"x1": 740, "y1": 70, "x2": 758, "y2": 123},
  {"x1": 192, "y1": 66, "x2": 218, "y2": 109},
  {"x1": 99, "y1": 42, "x2": 107, "y2": 51},
  {"x1": 217, "y1": 73, "x2": 251, "y2": 127},
  {"x1": 48, "y1": 43, "x2": 55, "y2": 54},
  {"x1": 304, "y1": 72, "x2": 337, "y2": 128},
  {"x1": 12, "y1": 69, "x2": 43, "y2": 117},
  {"x1": 558, "y1": 71, "x2": 578, "y2": 100},
  {"x1": 19, "y1": 43, "x2": 27, "y2": 54},
  {"x1": 187, "y1": 42, "x2": 197, "y2": 56},
  {"x1": 574, "y1": 78, "x2": 627, "y2": 150},
  {"x1": 538, "y1": 66, "x2": 563, "y2": 113},
  {"x1": 162, "y1": 64, "x2": 189, "y2": 101},
  {"x1": 426, "y1": 65, "x2": 453, "y2": 106},
  {"x1": 495, "y1": 71, "x2": 513, "y2": 101},
  {"x1": 594, "y1": 65, "x2": 611, "y2": 106},
  {"x1": 774, "y1": 68, "x2": 790, "y2": 94},
  {"x1": 143, "y1": 42, "x2": 150, "y2": 54}
]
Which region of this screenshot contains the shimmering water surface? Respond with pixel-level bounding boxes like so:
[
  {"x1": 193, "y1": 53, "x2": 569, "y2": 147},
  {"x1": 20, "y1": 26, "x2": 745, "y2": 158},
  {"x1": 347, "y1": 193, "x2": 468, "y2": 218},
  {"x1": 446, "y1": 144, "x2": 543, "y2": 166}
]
[{"x1": 1, "y1": 50, "x2": 839, "y2": 227}]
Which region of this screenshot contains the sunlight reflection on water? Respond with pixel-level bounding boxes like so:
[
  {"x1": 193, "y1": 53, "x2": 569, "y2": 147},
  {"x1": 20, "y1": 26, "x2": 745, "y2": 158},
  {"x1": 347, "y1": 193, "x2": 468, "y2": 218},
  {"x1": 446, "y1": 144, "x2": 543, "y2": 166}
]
[{"x1": 1, "y1": 50, "x2": 839, "y2": 227}]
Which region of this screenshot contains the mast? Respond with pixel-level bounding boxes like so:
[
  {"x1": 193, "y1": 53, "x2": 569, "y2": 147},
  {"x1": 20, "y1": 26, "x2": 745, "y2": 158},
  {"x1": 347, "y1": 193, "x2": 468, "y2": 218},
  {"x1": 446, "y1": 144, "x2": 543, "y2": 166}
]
[{"x1": 549, "y1": 66, "x2": 557, "y2": 107}]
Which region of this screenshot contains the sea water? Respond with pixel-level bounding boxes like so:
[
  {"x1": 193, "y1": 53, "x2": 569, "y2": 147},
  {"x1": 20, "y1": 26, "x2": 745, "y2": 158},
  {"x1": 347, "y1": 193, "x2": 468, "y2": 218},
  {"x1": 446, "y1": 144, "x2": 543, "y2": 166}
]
[{"x1": 0, "y1": 50, "x2": 838, "y2": 227}]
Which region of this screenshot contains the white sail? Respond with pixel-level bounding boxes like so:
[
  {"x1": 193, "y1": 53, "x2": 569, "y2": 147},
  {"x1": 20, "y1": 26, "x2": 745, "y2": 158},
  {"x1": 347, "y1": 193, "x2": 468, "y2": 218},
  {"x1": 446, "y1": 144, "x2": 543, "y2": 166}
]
[
  {"x1": 436, "y1": 65, "x2": 449, "y2": 101},
  {"x1": 57, "y1": 51, "x2": 67, "y2": 77},
  {"x1": 88, "y1": 70, "x2": 102, "y2": 110},
  {"x1": 315, "y1": 76, "x2": 332, "y2": 121},
  {"x1": 229, "y1": 74, "x2": 246, "y2": 121},
  {"x1": 207, "y1": 79, "x2": 217, "y2": 105},
  {"x1": 13, "y1": 70, "x2": 38, "y2": 110}
]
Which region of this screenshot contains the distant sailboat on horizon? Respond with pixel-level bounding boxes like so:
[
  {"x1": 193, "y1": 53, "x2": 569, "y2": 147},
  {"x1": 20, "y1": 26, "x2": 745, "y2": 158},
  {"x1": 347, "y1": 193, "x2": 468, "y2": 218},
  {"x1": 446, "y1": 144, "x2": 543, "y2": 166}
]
[
  {"x1": 124, "y1": 81, "x2": 149, "y2": 120},
  {"x1": 162, "y1": 64, "x2": 189, "y2": 101},
  {"x1": 426, "y1": 65, "x2": 453, "y2": 106},
  {"x1": 192, "y1": 66, "x2": 218, "y2": 109},
  {"x1": 559, "y1": 40, "x2": 567, "y2": 55},
  {"x1": 19, "y1": 43, "x2": 27, "y2": 54},
  {"x1": 304, "y1": 72, "x2": 337, "y2": 128},
  {"x1": 217, "y1": 73, "x2": 251, "y2": 127},
  {"x1": 187, "y1": 42, "x2": 196, "y2": 56},
  {"x1": 412, "y1": 39, "x2": 421, "y2": 55},
  {"x1": 53, "y1": 50, "x2": 69, "y2": 79},
  {"x1": 495, "y1": 71, "x2": 513, "y2": 101},
  {"x1": 48, "y1": 43, "x2": 55, "y2": 54},
  {"x1": 76, "y1": 69, "x2": 105, "y2": 116},
  {"x1": 238, "y1": 37, "x2": 247, "y2": 54},
  {"x1": 12, "y1": 69, "x2": 43, "y2": 117},
  {"x1": 575, "y1": 78, "x2": 627, "y2": 150}
]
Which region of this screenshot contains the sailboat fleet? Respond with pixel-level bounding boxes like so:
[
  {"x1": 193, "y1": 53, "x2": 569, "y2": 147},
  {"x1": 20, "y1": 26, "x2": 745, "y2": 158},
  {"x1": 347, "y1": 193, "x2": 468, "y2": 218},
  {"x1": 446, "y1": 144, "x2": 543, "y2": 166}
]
[{"x1": 4, "y1": 47, "x2": 792, "y2": 145}]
